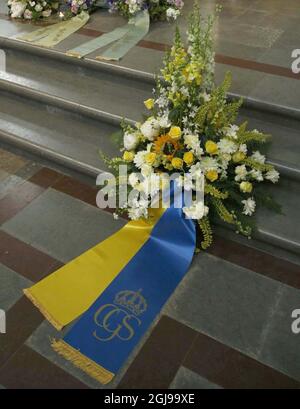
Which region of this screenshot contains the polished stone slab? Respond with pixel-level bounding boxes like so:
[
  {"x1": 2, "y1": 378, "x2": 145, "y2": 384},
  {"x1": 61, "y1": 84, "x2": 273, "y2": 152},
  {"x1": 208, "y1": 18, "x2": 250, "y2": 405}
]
[
  {"x1": 0, "y1": 147, "x2": 28, "y2": 174},
  {"x1": 165, "y1": 252, "x2": 282, "y2": 358},
  {"x1": 26, "y1": 321, "x2": 105, "y2": 389},
  {"x1": 258, "y1": 285, "x2": 300, "y2": 381},
  {"x1": 2, "y1": 188, "x2": 125, "y2": 262},
  {"x1": 164, "y1": 252, "x2": 300, "y2": 381},
  {"x1": 0, "y1": 263, "x2": 32, "y2": 311},
  {"x1": 170, "y1": 366, "x2": 222, "y2": 389}
]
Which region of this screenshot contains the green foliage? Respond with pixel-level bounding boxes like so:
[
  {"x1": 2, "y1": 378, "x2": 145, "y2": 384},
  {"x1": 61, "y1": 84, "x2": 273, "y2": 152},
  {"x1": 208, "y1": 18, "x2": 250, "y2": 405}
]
[
  {"x1": 211, "y1": 197, "x2": 235, "y2": 224},
  {"x1": 198, "y1": 217, "x2": 213, "y2": 250},
  {"x1": 205, "y1": 184, "x2": 229, "y2": 199}
]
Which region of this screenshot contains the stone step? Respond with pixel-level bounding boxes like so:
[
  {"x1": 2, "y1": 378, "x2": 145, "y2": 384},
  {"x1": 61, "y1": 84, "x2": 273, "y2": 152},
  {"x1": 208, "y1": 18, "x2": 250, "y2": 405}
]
[
  {"x1": 0, "y1": 89, "x2": 299, "y2": 255},
  {"x1": 0, "y1": 45, "x2": 299, "y2": 181},
  {"x1": 0, "y1": 90, "x2": 119, "y2": 176}
]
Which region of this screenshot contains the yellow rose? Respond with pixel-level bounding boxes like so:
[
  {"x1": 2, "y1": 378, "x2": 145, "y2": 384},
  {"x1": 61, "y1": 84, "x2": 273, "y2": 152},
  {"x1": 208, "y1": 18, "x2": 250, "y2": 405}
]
[
  {"x1": 144, "y1": 98, "x2": 154, "y2": 110},
  {"x1": 123, "y1": 151, "x2": 134, "y2": 162},
  {"x1": 169, "y1": 126, "x2": 182, "y2": 140},
  {"x1": 171, "y1": 157, "x2": 183, "y2": 169},
  {"x1": 240, "y1": 181, "x2": 253, "y2": 193},
  {"x1": 232, "y1": 152, "x2": 246, "y2": 163},
  {"x1": 206, "y1": 170, "x2": 219, "y2": 182},
  {"x1": 145, "y1": 152, "x2": 157, "y2": 165},
  {"x1": 183, "y1": 152, "x2": 194, "y2": 166},
  {"x1": 205, "y1": 140, "x2": 218, "y2": 155}
]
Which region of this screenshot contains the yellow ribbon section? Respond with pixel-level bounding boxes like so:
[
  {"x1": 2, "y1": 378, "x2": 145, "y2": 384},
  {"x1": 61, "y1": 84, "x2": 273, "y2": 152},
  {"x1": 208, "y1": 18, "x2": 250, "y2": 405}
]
[
  {"x1": 16, "y1": 12, "x2": 90, "y2": 48},
  {"x1": 24, "y1": 208, "x2": 165, "y2": 330}
]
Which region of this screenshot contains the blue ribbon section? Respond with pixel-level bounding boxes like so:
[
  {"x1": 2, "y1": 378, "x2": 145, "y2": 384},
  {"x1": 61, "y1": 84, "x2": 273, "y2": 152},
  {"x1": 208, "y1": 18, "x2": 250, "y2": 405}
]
[{"x1": 60, "y1": 189, "x2": 196, "y2": 378}]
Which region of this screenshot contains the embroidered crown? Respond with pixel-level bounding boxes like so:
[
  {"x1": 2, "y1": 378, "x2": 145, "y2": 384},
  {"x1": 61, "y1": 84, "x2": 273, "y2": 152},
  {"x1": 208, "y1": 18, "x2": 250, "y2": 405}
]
[{"x1": 115, "y1": 289, "x2": 147, "y2": 316}]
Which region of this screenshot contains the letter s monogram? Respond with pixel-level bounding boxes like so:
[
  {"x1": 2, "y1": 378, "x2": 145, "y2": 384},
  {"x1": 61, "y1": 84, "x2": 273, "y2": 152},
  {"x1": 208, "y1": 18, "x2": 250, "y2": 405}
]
[{"x1": 119, "y1": 314, "x2": 141, "y2": 341}]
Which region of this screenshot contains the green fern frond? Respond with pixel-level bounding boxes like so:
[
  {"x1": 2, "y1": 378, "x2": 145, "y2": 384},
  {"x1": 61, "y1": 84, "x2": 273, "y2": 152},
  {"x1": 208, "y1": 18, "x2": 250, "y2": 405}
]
[
  {"x1": 243, "y1": 158, "x2": 274, "y2": 172},
  {"x1": 238, "y1": 130, "x2": 270, "y2": 145},
  {"x1": 198, "y1": 216, "x2": 213, "y2": 250},
  {"x1": 212, "y1": 198, "x2": 235, "y2": 224},
  {"x1": 205, "y1": 184, "x2": 229, "y2": 199}
]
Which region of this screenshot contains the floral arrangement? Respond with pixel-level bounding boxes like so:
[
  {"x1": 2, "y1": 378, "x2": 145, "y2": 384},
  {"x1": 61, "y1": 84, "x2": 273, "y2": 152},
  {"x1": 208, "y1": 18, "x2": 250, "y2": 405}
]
[
  {"x1": 8, "y1": 0, "x2": 183, "y2": 21},
  {"x1": 101, "y1": 5, "x2": 280, "y2": 250},
  {"x1": 107, "y1": 0, "x2": 184, "y2": 21},
  {"x1": 64, "y1": 0, "x2": 96, "y2": 16},
  {"x1": 8, "y1": 0, "x2": 59, "y2": 20}
]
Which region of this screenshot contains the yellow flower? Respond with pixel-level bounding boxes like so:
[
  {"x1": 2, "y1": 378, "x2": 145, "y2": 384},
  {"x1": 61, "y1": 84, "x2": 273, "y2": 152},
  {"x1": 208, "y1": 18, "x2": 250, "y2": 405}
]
[
  {"x1": 169, "y1": 126, "x2": 182, "y2": 140},
  {"x1": 145, "y1": 152, "x2": 157, "y2": 165},
  {"x1": 206, "y1": 170, "x2": 219, "y2": 182},
  {"x1": 123, "y1": 151, "x2": 134, "y2": 162},
  {"x1": 171, "y1": 157, "x2": 183, "y2": 169},
  {"x1": 240, "y1": 181, "x2": 253, "y2": 193},
  {"x1": 183, "y1": 152, "x2": 194, "y2": 166},
  {"x1": 232, "y1": 152, "x2": 246, "y2": 163},
  {"x1": 205, "y1": 140, "x2": 218, "y2": 155},
  {"x1": 144, "y1": 98, "x2": 154, "y2": 110}
]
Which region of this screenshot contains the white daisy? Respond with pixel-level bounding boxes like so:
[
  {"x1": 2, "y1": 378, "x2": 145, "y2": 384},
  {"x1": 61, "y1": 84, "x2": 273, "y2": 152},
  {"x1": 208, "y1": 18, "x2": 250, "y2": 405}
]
[
  {"x1": 265, "y1": 169, "x2": 280, "y2": 183},
  {"x1": 235, "y1": 164, "x2": 247, "y2": 181},
  {"x1": 242, "y1": 197, "x2": 256, "y2": 216}
]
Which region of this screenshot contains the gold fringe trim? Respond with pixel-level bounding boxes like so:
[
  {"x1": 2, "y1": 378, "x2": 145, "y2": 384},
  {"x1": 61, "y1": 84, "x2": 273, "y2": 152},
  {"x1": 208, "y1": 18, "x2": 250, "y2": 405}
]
[
  {"x1": 66, "y1": 51, "x2": 82, "y2": 58},
  {"x1": 52, "y1": 339, "x2": 114, "y2": 385},
  {"x1": 23, "y1": 288, "x2": 64, "y2": 331}
]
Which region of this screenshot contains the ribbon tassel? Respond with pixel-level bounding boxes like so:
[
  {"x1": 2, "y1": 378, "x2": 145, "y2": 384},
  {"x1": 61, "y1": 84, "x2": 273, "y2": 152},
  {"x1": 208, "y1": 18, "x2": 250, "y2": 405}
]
[{"x1": 52, "y1": 340, "x2": 114, "y2": 384}]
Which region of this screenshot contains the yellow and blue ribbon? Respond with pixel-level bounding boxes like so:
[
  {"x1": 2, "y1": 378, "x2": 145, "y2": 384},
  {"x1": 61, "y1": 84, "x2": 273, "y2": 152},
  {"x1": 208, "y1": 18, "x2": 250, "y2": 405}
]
[
  {"x1": 24, "y1": 207, "x2": 164, "y2": 330},
  {"x1": 52, "y1": 196, "x2": 196, "y2": 384}
]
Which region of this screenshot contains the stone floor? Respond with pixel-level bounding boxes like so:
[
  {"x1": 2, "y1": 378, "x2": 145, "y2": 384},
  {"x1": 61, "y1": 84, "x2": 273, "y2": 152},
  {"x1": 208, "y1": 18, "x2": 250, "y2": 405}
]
[
  {"x1": 1, "y1": 0, "x2": 300, "y2": 108},
  {"x1": 0, "y1": 146, "x2": 300, "y2": 389}
]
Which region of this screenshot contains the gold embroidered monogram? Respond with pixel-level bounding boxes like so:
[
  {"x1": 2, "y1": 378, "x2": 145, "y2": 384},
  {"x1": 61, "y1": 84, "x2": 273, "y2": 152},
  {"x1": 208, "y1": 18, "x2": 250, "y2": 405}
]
[{"x1": 93, "y1": 290, "x2": 147, "y2": 342}]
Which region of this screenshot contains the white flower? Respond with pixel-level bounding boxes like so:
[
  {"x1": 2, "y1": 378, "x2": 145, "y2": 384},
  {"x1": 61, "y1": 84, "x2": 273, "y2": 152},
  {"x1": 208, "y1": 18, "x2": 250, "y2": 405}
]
[
  {"x1": 133, "y1": 151, "x2": 147, "y2": 169},
  {"x1": 128, "y1": 196, "x2": 149, "y2": 220},
  {"x1": 10, "y1": 2, "x2": 26, "y2": 18},
  {"x1": 128, "y1": 206, "x2": 148, "y2": 220},
  {"x1": 113, "y1": 212, "x2": 119, "y2": 220},
  {"x1": 242, "y1": 198, "x2": 256, "y2": 216},
  {"x1": 251, "y1": 151, "x2": 265, "y2": 164},
  {"x1": 183, "y1": 201, "x2": 209, "y2": 220},
  {"x1": 218, "y1": 138, "x2": 237, "y2": 154},
  {"x1": 189, "y1": 162, "x2": 203, "y2": 178},
  {"x1": 128, "y1": 172, "x2": 139, "y2": 188},
  {"x1": 141, "y1": 164, "x2": 153, "y2": 177},
  {"x1": 201, "y1": 92, "x2": 211, "y2": 102},
  {"x1": 42, "y1": 9, "x2": 52, "y2": 17},
  {"x1": 124, "y1": 132, "x2": 139, "y2": 151},
  {"x1": 184, "y1": 134, "x2": 198, "y2": 150},
  {"x1": 155, "y1": 95, "x2": 168, "y2": 108},
  {"x1": 24, "y1": 8, "x2": 33, "y2": 19},
  {"x1": 184, "y1": 134, "x2": 203, "y2": 157},
  {"x1": 166, "y1": 7, "x2": 180, "y2": 20},
  {"x1": 199, "y1": 157, "x2": 219, "y2": 172},
  {"x1": 158, "y1": 115, "x2": 171, "y2": 128},
  {"x1": 29, "y1": 1, "x2": 36, "y2": 6},
  {"x1": 249, "y1": 169, "x2": 263, "y2": 181},
  {"x1": 226, "y1": 124, "x2": 239, "y2": 139},
  {"x1": 235, "y1": 164, "x2": 247, "y2": 181},
  {"x1": 180, "y1": 87, "x2": 189, "y2": 97},
  {"x1": 35, "y1": 4, "x2": 43, "y2": 11},
  {"x1": 265, "y1": 169, "x2": 280, "y2": 183},
  {"x1": 239, "y1": 144, "x2": 247, "y2": 154},
  {"x1": 140, "y1": 118, "x2": 160, "y2": 141}
]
